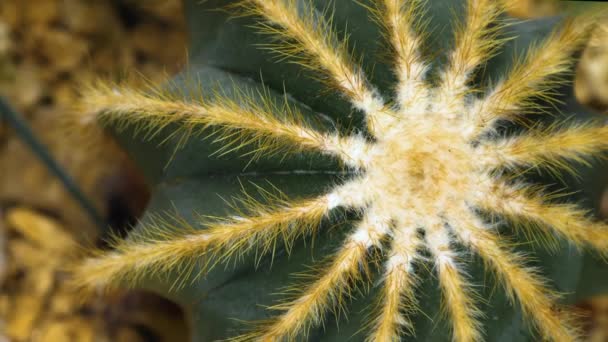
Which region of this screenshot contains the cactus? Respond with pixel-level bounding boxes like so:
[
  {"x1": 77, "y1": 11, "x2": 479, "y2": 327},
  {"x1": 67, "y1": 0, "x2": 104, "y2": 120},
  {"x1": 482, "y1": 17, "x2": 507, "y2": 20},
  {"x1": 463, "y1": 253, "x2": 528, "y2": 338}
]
[{"x1": 72, "y1": 0, "x2": 608, "y2": 341}]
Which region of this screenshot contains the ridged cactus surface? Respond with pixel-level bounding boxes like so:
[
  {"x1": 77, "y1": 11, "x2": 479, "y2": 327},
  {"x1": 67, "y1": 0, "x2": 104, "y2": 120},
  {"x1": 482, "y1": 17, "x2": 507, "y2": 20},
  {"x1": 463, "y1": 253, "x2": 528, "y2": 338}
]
[{"x1": 73, "y1": 0, "x2": 608, "y2": 341}]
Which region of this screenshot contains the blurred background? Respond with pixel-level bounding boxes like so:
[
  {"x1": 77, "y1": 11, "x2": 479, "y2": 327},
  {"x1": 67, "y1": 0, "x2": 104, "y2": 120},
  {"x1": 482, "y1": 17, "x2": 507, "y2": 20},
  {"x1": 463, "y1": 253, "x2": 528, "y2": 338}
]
[{"x1": 0, "y1": 0, "x2": 606, "y2": 341}]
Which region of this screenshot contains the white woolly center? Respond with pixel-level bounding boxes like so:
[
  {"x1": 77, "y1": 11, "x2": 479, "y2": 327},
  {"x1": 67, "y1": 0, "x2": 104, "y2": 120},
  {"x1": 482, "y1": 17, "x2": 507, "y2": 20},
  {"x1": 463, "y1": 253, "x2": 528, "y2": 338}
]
[{"x1": 362, "y1": 117, "x2": 480, "y2": 227}]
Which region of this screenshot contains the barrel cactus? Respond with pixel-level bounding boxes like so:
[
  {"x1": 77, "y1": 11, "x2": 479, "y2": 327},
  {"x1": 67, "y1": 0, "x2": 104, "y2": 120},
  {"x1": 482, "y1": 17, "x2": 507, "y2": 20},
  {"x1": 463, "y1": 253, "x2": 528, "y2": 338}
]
[{"x1": 73, "y1": 0, "x2": 608, "y2": 341}]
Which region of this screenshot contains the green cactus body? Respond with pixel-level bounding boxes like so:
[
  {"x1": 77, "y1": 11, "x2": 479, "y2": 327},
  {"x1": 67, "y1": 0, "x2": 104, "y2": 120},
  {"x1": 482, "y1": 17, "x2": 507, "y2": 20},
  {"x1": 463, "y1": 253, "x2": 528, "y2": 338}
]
[{"x1": 74, "y1": 0, "x2": 608, "y2": 341}]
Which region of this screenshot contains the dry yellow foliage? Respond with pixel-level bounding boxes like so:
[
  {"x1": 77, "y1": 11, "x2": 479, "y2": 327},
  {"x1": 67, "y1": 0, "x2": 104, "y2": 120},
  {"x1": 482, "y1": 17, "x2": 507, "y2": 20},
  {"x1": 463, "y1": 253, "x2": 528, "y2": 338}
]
[
  {"x1": 578, "y1": 296, "x2": 608, "y2": 342},
  {"x1": 507, "y1": 0, "x2": 559, "y2": 18},
  {"x1": 576, "y1": 21, "x2": 608, "y2": 112},
  {"x1": 0, "y1": 208, "x2": 190, "y2": 342},
  {"x1": 0, "y1": 1, "x2": 190, "y2": 341},
  {"x1": 0, "y1": 0, "x2": 186, "y2": 233}
]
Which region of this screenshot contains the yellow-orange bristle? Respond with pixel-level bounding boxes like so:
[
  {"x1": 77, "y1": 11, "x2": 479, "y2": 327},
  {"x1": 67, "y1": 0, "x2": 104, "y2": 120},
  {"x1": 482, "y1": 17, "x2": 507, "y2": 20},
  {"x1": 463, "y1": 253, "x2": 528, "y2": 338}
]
[
  {"x1": 238, "y1": 0, "x2": 367, "y2": 101},
  {"x1": 484, "y1": 123, "x2": 608, "y2": 172},
  {"x1": 367, "y1": 226, "x2": 422, "y2": 342},
  {"x1": 434, "y1": 0, "x2": 508, "y2": 119},
  {"x1": 233, "y1": 210, "x2": 390, "y2": 341},
  {"x1": 475, "y1": 15, "x2": 597, "y2": 131},
  {"x1": 444, "y1": 0, "x2": 506, "y2": 90},
  {"x1": 372, "y1": 0, "x2": 429, "y2": 110},
  {"x1": 483, "y1": 181, "x2": 608, "y2": 253},
  {"x1": 235, "y1": 241, "x2": 368, "y2": 342},
  {"x1": 426, "y1": 224, "x2": 482, "y2": 342},
  {"x1": 438, "y1": 262, "x2": 483, "y2": 342},
  {"x1": 237, "y1": 0, "x2": 399, "y2": 135},
  {"x1": 451, "y1": 212, "x2": 581, "y2": 341},
  {"x1": 73, "y1": 79, "x2": 371, "y2": 164},
  {"x1": 73, "y1": 195, "x2": 330, "y2": 292}
]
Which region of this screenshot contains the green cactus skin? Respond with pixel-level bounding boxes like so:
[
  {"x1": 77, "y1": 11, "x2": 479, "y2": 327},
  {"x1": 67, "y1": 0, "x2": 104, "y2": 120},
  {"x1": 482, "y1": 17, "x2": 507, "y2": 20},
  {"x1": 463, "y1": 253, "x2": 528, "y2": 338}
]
[{"x1": 73, "y1": 1, "x2": 608, "y2": 341}]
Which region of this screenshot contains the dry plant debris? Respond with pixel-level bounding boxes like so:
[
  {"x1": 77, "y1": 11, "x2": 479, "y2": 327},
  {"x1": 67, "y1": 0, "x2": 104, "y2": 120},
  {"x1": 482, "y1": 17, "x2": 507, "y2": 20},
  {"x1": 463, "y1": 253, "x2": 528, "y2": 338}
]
[
  {"x1": 507, "y1": 0, "x2": 559, "y2": 18},
  {"x1": 0, "y1": 0, "x2": 189, "y2": 341},
  {"x1": 0, "y1": 0, "x2": 186, "y2": 233},
  {"x1": 577, "y1": 296, "x2": 608, "y2": 342},
  {"x1": 0, "y1": 208, "x2": 189, "y2": 342},
  {"x1": 577, "y1": 21, "x2": 608, "y2": 114}
]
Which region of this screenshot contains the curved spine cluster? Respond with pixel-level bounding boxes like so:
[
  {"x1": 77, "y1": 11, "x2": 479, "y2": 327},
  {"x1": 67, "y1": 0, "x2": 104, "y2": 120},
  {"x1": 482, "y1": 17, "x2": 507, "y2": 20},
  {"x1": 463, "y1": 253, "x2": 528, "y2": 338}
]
[{"x1": 73, "y1": 1, "x2": 607, "y2": 341}]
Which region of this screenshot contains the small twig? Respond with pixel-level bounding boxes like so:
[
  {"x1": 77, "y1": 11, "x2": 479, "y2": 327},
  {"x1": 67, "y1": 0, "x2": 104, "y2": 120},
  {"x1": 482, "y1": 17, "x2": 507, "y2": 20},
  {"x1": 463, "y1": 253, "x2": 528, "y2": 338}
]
[{"x1": 0, "y1": 97, "x2": 107, "y2": 232}]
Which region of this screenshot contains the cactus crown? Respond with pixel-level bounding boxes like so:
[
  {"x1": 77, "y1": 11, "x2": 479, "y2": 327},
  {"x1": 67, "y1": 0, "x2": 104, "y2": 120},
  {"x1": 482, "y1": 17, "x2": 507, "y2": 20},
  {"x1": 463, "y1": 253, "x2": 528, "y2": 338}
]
[{"x1": 73, "y1": 0, "x2": 608, "y2": 341}]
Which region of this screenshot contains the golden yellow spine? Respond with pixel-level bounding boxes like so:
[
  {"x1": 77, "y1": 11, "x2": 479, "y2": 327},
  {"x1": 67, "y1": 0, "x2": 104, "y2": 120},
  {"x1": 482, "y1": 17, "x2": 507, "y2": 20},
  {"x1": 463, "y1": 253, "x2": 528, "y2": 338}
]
[
  {"x1": 370, "y1": 270, "x2": 410, "y2": 342},
  {"x1": 244, "y1": 0, "x2": 396, "y2": 135},
  {"x1": 436, "y1": 0, "x2": 503, "y2": 118},
  {"x1": 367, "y1": 225, "x2": 421, "y2": 342},
  {"x1": 484, "y1": 125, "x2": 608, "y2": 170},
  {"x1": 483, "y1": 181, "x2": 608, "y2": 252},
  {"x1": 451, "y1": 213, "x2": 579, "y2": 342},
  {"x1": 433, "y1": 0, "x2": 504, "y2": 120},
  {"x1": 476, "y1": 17, "x2": 595, "y2": 129},
  {"x1": 248, "y1": 0, "x2": 371, "y2": 103},
  {"x1": 74, "y1": 196, "x2": 330, "y2": 291},
  {"x1": 76, "y1": 80, "x2": 368, "y2": 163},
  {"x1": 378, "y1": 0, "x2": 428, "y2": 110},
  {"x1": 240, "y1": 210, "x2": 390, "y2": 341},
  {"x1": 426, "y1": 223, "x2": 481, "y2": 342},
  {"x1": 256, "y1": 242, "x2": 367, "y2": 341},
  {"x1": 445, "y1": 0, "x2": 503, "y2": 88}
]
